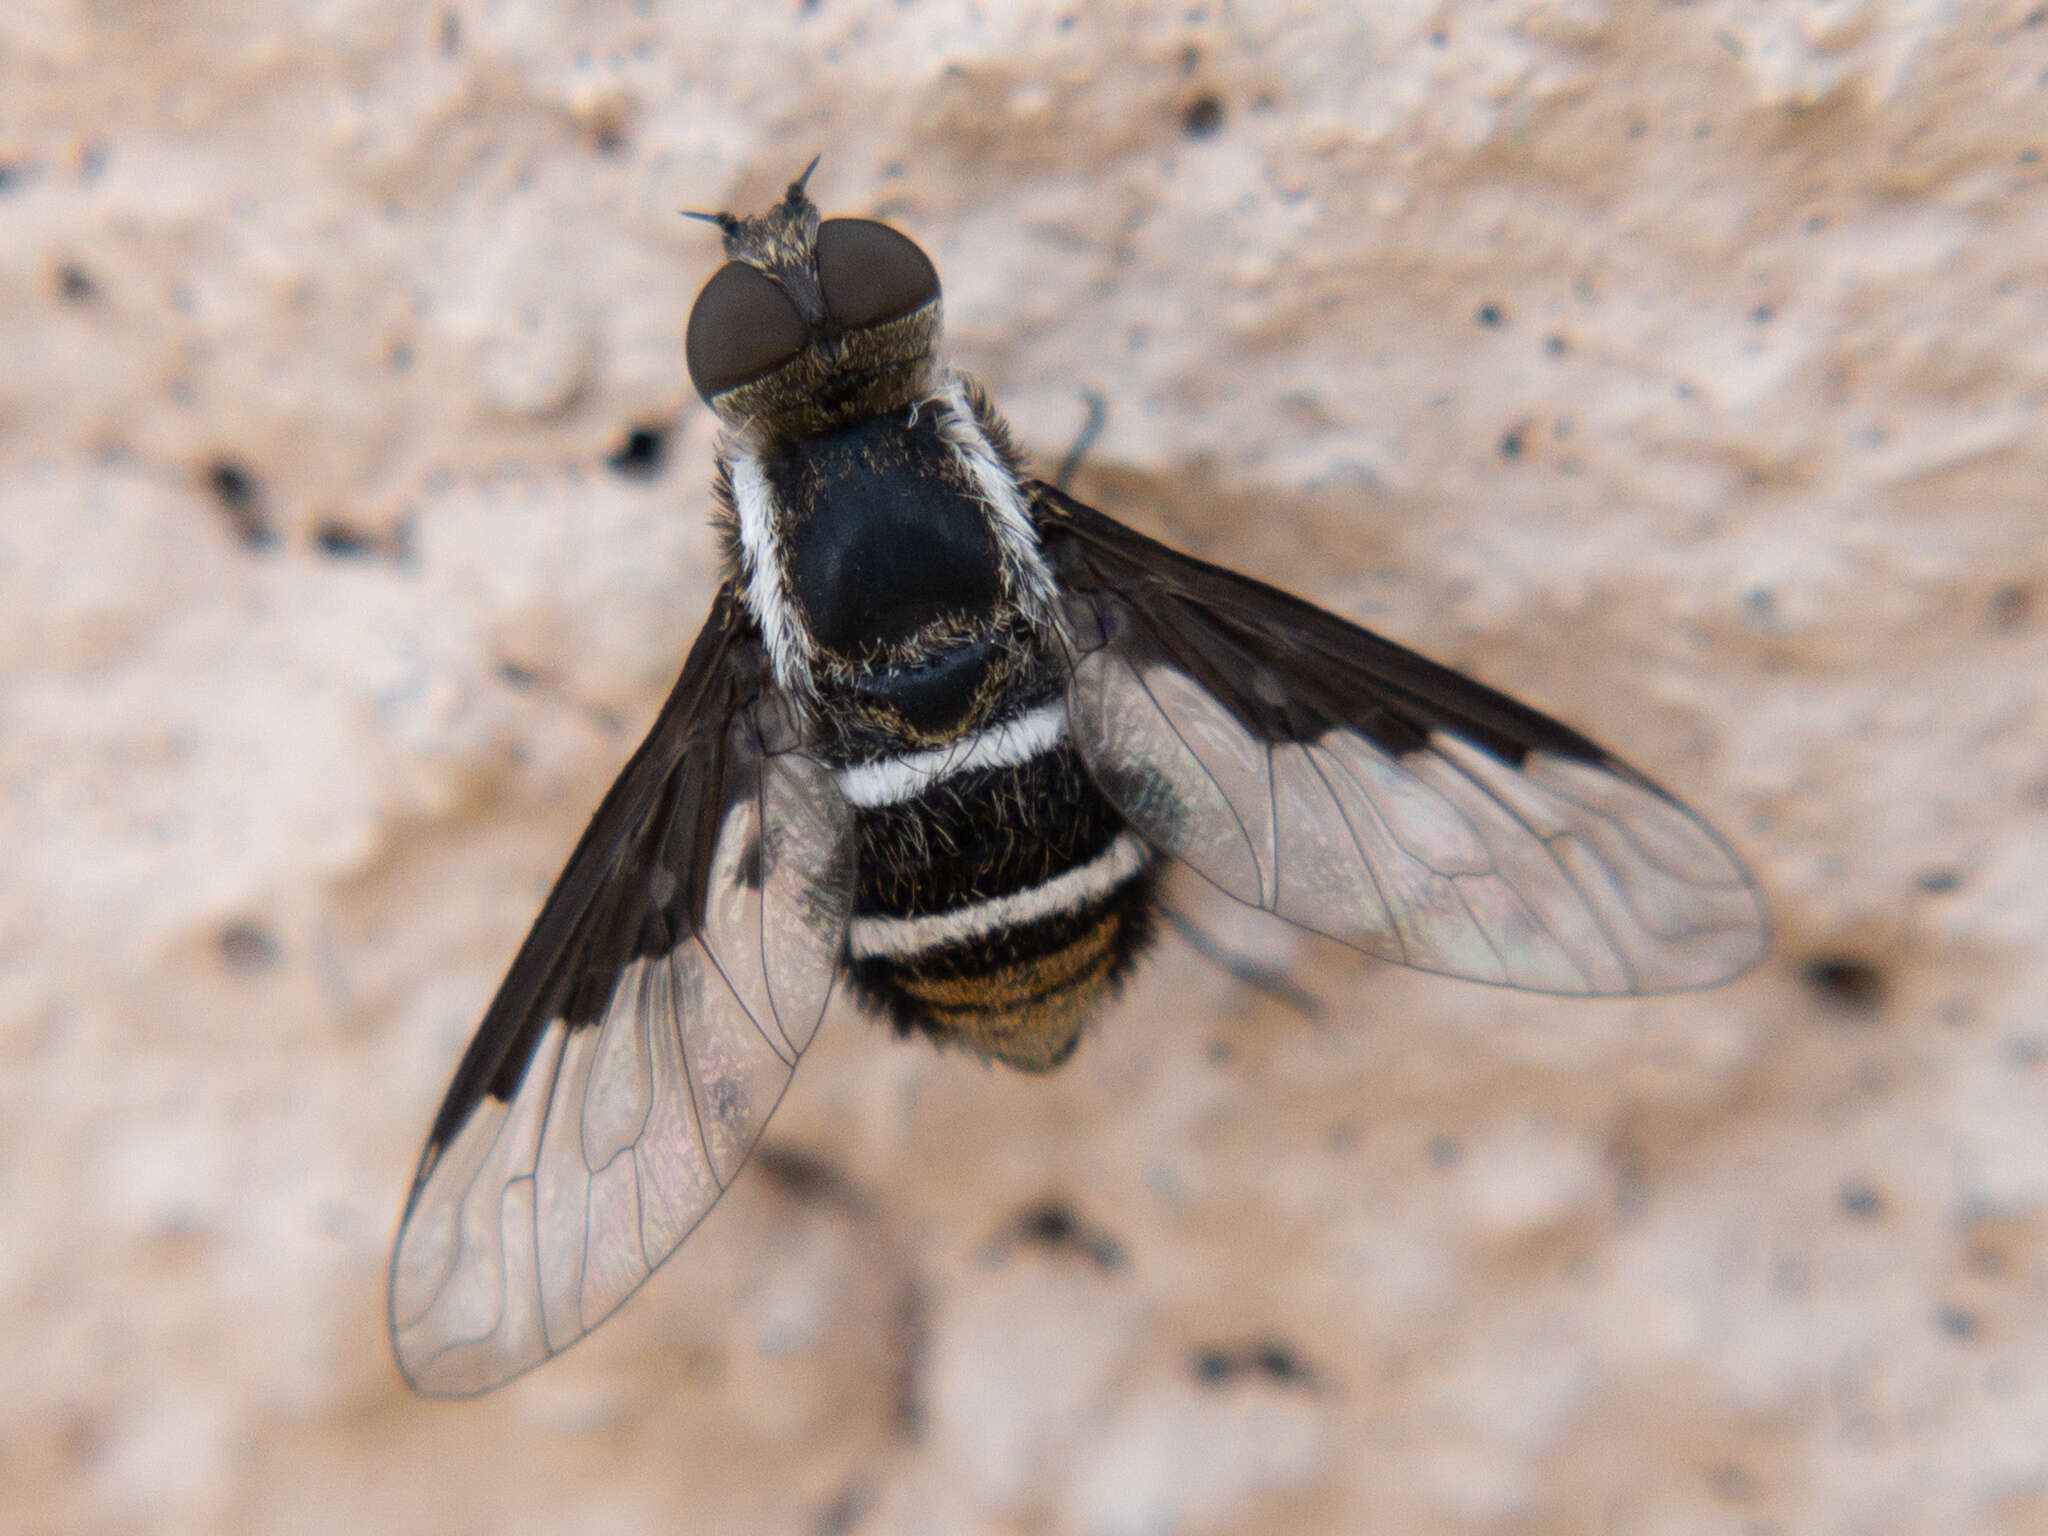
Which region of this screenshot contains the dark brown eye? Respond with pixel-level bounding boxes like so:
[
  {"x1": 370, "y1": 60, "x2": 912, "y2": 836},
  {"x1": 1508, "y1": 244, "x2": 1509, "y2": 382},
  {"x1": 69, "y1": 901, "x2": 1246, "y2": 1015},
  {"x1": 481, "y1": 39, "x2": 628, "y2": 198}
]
[
  {"x1": 685, "y1": 262, "x2": 808, "y2": 400},
  {"x1": 815, "y1": 218, "x2": 940, "y2": 332}
]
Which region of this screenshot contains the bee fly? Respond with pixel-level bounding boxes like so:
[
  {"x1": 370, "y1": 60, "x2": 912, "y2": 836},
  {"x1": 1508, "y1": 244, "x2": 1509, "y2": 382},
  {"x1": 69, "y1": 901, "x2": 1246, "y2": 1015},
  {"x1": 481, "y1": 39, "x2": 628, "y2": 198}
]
[{"x1": 389, "y1": 162, "x2": 1770, "y2": 1396}]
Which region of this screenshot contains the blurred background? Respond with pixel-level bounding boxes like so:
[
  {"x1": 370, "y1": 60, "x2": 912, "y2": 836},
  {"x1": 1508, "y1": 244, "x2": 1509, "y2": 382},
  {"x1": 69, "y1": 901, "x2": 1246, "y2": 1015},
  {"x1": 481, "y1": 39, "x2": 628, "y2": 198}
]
[{"x1": 4, "y1": 2, "x2": 2046, "y2": 1532}]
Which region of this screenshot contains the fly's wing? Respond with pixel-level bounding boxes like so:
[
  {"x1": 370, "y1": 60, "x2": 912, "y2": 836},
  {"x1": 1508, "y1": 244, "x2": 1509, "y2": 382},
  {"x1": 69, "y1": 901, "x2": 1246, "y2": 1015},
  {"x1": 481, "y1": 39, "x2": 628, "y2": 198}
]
[
  {"x1": 388, "y1": 588, "x2": 854, "y2": 1397},
  {"x1": 1035, "y1": 486, "x2": 1769, "y2": 997}
]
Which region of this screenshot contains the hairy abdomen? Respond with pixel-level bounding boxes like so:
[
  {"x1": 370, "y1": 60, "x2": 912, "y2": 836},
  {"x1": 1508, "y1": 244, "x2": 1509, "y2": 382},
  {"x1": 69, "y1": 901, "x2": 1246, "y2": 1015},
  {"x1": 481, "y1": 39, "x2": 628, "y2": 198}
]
[{"x1": 834, "y1": 701, "x2": 1156, "y2": 1072}]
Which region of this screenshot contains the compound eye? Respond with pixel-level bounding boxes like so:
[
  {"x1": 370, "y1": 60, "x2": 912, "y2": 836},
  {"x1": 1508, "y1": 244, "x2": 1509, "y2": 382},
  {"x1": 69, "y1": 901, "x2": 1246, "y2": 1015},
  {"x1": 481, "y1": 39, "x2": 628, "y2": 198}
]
[
  {"x1": 685, "y1": 262, "x2": 808, "y2": 400},
  {"x1": 816, "y1": 218, "x2": 940, "y2": 331}
]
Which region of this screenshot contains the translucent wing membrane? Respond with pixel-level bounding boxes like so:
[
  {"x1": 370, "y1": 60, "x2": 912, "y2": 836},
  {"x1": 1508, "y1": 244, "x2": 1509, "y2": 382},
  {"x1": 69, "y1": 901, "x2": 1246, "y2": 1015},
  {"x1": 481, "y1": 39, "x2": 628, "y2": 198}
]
[
  {"x1": 1039, "y1": 487, "x2": 1768, "y2": 996},
  {"x1": 389, "y1": 596, "x2": 854, "y2": 1397}
]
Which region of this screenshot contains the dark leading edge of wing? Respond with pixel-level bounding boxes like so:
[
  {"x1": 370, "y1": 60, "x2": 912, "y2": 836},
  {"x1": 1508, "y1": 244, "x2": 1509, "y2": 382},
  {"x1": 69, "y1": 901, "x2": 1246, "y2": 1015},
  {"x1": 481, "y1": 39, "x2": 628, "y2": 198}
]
[
  {"x1": 1033, "y1": 484, "x2": 1771, "y2": 997},
  {"x1": 388, "y1": 588, "x2": 855, "y2": 1397},
  {"x1": 1035, "y1": 484, "x2": 1620, "y2": 770},
  {"x1": 418, "y1": 590, "x2": 761, "y2": 1160}
]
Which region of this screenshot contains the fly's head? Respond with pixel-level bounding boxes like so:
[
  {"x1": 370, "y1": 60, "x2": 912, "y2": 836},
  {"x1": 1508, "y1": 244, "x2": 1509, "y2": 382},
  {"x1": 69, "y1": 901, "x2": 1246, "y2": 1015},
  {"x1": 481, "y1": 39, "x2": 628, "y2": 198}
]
[{"x1": 686, "y1": 161, "x2": 944, "y2": 446}]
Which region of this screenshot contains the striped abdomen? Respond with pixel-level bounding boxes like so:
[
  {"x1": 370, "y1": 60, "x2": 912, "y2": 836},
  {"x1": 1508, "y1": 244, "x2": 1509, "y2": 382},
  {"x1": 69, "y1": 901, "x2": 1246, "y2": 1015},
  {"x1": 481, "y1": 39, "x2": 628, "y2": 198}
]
[{"x1": 835, "y1": 701, "x2": 1157, "y2": 1072}]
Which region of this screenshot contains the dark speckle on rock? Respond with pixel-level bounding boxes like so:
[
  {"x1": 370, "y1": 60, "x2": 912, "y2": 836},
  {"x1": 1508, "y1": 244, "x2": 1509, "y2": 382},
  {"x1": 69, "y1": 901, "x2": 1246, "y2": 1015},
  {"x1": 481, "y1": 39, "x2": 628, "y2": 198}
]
[
  {"x1": 607, "y1": 424, "x2": 669, "y2": 480},
  {"x1": 57, "y1": 263, "x2": 98, "y2": 303},
  {"x1": 218, "y1": 922, "x2": 282, "y2": 973},
  {"x1": 1181, "y1": 94, "x2": 1225, "y2": 138},
  {"x1": 207, "y1": 460, "x2": 275, "y2": 550},
  {"x1": 1801, "y1": 956, "x2": 1886, "y2": 1016}
]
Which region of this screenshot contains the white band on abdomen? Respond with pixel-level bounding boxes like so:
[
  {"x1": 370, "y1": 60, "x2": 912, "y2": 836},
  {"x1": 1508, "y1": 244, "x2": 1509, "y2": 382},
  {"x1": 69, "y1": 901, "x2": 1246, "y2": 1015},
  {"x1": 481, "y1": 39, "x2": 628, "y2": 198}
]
[
  {"x1": 835, "y1": 701, "x2": 1066, "y2": 808},
  {"x1": 848, "y1": 831, "x2": 1153, "y2": 960}
]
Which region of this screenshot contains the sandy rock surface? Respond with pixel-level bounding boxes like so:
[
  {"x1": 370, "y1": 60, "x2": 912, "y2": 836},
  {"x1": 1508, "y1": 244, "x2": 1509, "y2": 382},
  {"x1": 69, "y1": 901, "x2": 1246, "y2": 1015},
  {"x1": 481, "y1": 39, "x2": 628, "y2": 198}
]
[{"x1": 4, "y1": 2, "x2": 2046, "y2": 1532}]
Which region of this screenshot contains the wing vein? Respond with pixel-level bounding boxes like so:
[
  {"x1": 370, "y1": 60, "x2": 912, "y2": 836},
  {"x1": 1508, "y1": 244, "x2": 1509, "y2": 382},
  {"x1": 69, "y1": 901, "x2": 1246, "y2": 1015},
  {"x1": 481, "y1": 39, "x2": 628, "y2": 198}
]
[
  {"x1": 1263, "y1": 742, "x2": 1282, "y2": 913},
  {"x1": 666, "y1": 937, "x2": 726, "y2": 1194},
  {"x1": 1315, "y1": 737, "x2": 1509, "y2": 980},
  {"x1": 693, "y1": 900, "x2": 799, "y2": 1069},
  {"x1": 1131, "y1": 661, "x2": 1261, "y2": 887},
  {"x1": 1430, "y1": 742, "x2": 1640, "y2": 992},
  {"x1": 1542, "y1": 831, "x2": 1643, "y2": 991},
  {"x1": 526, "y1": 1027, "x2": 573, "y2": 1356},
  {"x1": 753, "y1": 754, "x2": 790, "y2": 1055},
  {"x1": 1302, "y1": 742, "x2": 1408, "y2": 968},
  {"x1": 1531, "y1": 786, "x2": 1751, "y2": 942},
  {"x1": 1531, "y1": 771, "x2": 1749, "y2": 891}
]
